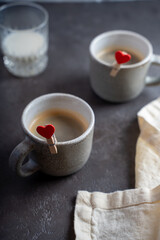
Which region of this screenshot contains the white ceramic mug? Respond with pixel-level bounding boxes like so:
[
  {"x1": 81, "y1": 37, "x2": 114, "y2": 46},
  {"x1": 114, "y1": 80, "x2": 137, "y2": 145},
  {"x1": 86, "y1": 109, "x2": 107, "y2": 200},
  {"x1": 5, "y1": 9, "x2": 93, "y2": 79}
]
[
  {"x1": 9, "y1": 93, "x2": 95, "y2": 177},
  {"x1": 89, "y1": 30, "x2": 160, "y2": 102}
]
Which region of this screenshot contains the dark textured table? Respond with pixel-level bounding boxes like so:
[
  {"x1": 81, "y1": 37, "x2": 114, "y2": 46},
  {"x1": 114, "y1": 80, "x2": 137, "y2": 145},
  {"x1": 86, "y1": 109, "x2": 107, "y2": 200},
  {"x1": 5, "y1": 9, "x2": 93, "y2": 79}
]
[{"x1": 1, "y1": 1, "x2": 160, "y2": 239}]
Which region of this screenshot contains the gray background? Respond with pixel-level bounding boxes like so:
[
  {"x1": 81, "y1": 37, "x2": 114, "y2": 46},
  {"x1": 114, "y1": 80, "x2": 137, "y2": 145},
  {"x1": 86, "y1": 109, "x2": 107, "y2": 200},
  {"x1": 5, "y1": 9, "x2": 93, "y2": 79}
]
[
  {"x1": 1, "y1": 1, "x2": 160, "y2": 240},
  {"x1": 0, "y1": 0, "x2": 153, "y2": 3}
]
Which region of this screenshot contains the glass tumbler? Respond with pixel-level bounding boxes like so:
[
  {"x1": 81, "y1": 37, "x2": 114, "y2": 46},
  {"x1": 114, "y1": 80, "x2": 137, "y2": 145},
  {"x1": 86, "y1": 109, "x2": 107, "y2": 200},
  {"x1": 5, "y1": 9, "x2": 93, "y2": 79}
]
[{"x1": 0, "y1": 2, "x2": 48, "y2": 77}]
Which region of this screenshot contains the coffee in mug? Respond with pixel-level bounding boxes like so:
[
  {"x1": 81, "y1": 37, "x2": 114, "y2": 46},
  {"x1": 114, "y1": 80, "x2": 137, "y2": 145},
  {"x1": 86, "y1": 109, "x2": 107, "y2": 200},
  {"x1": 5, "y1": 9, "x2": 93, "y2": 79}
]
[
  {"x1": 97, "y1": 46, "x2": 144, "y2": 65},
  {"x1": 29, "y1": 109, "x2": 88, "y2": 141}
]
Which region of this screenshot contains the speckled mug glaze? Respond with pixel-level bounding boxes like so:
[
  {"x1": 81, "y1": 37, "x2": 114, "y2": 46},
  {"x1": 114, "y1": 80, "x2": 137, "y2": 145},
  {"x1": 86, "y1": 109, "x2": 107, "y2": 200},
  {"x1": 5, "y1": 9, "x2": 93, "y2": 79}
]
[
  {"x1": 90, "y1": 30, "x2": 160, "y2": 102},
  {"x1": 9, "y1": 93, "x2": 95, "y2": 177}
]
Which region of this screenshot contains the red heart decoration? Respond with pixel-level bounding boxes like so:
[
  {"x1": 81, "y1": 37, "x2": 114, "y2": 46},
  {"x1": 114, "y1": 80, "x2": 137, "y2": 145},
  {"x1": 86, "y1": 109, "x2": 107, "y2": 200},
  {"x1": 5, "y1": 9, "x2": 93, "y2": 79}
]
[
  {"x1": 36, "y1": 124, "x2": 55, "y2": 139},
  {"x1": 115, "y1": 50, "x2": 131, "y2": 64}
]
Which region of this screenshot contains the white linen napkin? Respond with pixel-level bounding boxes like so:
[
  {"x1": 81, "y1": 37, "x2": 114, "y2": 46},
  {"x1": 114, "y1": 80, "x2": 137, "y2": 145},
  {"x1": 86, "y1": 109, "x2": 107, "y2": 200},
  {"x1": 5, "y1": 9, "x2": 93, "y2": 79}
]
[
  {"x1": 74, "y1": 186, "x2": 160, "y2": 240},
  {"x1": 74, "y1": 98, "x2": 160, "y2": 239},
  {"x1": 135, "y1": 98, "x2": 160, "y2": 189}
]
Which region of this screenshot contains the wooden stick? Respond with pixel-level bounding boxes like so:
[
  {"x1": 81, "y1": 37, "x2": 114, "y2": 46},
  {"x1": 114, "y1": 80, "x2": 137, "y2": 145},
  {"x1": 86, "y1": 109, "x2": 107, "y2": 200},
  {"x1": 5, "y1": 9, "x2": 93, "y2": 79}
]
[
  {"x1": 110, "y1": 62, "x2": 120, "y2": 77},
  {"x1": 47, "y1": 135, "x2": 58, "y2": 154}
]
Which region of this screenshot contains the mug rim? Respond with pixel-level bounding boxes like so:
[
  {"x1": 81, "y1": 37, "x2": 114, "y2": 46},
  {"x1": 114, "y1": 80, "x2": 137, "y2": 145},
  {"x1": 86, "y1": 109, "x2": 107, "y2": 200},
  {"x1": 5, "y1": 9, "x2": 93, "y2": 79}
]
[
  {"x1": 89, "y1": 30, "x2": 153, "y2": 69},
  {"x1": 21, "y1": 93, "x2": 95, "y2": 146}
]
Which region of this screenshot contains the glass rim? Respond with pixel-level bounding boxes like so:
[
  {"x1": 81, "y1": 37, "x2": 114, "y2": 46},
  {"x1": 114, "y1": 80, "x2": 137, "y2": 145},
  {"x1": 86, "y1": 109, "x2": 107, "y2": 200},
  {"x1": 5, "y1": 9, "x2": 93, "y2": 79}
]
[{"x1": 0, "y1": 2, "x2": 48, "y2": 32}]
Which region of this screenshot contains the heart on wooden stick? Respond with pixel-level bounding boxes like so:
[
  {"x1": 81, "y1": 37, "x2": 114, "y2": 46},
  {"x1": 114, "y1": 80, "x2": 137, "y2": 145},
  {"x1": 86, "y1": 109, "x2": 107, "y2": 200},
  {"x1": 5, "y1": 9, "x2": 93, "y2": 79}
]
[
  {"x1": 110, "y1": 50, "x2": 131, "y2": 77},
  {"x1": 36, "y1": 124, "x2": 55, "y2": 139},
  {"x1": 36, "y1": 124, "x2": 57, "y2": 154}
]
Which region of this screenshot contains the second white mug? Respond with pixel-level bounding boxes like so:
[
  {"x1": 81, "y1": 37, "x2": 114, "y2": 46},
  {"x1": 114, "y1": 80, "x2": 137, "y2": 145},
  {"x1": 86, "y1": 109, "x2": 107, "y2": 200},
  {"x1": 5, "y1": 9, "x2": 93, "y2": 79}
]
[{"x1": 89, "y1": 30, "x2": 160, "y2": 102}]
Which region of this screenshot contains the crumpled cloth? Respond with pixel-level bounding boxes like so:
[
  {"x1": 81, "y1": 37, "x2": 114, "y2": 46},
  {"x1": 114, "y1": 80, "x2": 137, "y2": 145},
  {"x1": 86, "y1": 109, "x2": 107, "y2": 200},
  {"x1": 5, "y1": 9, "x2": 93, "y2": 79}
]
[
  {"x1": 135, "y1": 98, "x2": 160, "y2": 189},
  {"x1": 74, "y1": 98, "x2": 160, "y2": 240},
  {"x1": 74, "y1": 186, "x2": 160, "y2": 240}
]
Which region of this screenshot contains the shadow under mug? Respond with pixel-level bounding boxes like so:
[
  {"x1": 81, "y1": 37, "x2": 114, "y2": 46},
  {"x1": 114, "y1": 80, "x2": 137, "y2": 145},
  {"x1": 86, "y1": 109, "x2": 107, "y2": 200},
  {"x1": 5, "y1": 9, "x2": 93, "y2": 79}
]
[
  {"x1": 89, "y1": 30, "x2": 160, "y2": 102},
  {"x1": 9, "y1": 93, "x2": 95, "y2": 177}
]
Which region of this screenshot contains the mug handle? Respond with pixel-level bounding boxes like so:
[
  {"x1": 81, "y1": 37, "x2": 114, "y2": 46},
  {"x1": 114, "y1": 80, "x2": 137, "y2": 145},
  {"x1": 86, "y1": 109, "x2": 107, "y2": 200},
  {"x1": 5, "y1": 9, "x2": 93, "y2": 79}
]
[
  {"x1": 9, "y1": 137, "x2": 40, "y2": 177},
  {"x1": 145, "y1": 54, "x2": 160, "y2": 85}
]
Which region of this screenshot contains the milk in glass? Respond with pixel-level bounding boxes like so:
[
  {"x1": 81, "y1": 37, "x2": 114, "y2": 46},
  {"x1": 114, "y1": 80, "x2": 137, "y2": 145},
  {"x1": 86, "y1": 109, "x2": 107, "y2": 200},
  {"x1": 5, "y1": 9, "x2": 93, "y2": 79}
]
[{"x1": 2, "y1": 31, "x2": 48, "y2": 77}]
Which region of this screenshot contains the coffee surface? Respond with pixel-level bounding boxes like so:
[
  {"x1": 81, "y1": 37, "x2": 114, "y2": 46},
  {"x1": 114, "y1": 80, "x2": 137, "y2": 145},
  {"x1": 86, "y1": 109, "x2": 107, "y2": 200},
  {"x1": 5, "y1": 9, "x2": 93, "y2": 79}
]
[
  {"x1": 29, "y1": 109, "x2": 88, "y2": 142},
  {"x1": 97, "y1": 46, "x2": 144, "y2": 65}
]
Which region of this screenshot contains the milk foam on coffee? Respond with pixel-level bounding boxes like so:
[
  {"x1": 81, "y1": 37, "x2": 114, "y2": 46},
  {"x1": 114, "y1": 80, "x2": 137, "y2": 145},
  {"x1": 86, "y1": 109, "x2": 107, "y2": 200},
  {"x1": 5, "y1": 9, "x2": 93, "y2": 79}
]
[
  {"x1": 2, "y1": 31, "x2": 47, "y2": 60},
  {"x1": 29, "y1": 109, "x2": 89, "y2": 142}
]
